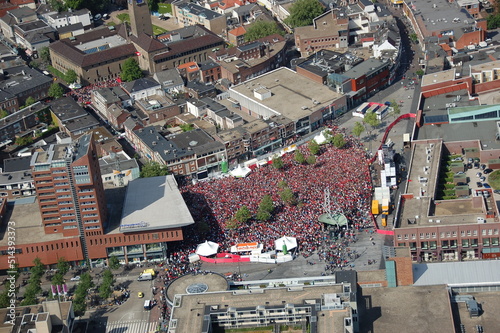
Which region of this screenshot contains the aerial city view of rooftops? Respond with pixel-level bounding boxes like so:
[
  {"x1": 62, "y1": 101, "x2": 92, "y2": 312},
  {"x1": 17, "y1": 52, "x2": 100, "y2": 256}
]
[{"x1": 1, "y1": 0, "x2": 500, "y2": 332}]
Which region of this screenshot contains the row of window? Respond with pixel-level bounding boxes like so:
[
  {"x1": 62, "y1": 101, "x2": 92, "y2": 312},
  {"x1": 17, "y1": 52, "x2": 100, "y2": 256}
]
[
  {"x1": 398, "y1": 238, "x2": 500, "y2": 250},
  {"x1": 87, "y1": 230, "x2": 178, "y2": 246},
  {"x1": 397, "y1": 229, "x2": 499, "y2": 240}
]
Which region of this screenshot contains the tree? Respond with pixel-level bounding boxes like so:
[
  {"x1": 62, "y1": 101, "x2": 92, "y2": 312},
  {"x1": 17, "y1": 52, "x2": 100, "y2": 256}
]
[
  {"x1": 0, "y1": 109, "x2": 8, "y2": 119},
  {"x1": 31, "y1": 258, "x2": 45, "y2": 279},
  {"x1": 48, "y1": 82, "x2": 64, "y2": 99},
  {"x1": 258, "y1": 194, "x2": 274, "y2": 214},
  {"x1": 179, "y1": 123, "x2": 194, "y2": 132},
  {"x1": 225, "y1": 217, "x2": 241, "y2": 230},
  {"x1": 148, "y1": 0, "x2": 160, "y2": 12},
  {"x1": 294, "y1": 150, "x2": 306, "y2": 164},
  {"x1": 256, "y1": 209, "x2": 271, "y2": 221},
  {"x1": 306, "y1": 155, "x2": 316, "y2": 165},
  {"x1": 389, "y1": 99, "x2": 401, "y2": 118},
  {"x1": 352, "y1": 121, "x2": 365, "y2": 138},
  {"x1": 51, "y1": 272, "x2": 64, "y2": 286},
  {"x1": 56, "y1": 257, "x2": 70, "y2": 275},
  {"x1": 23, "y1": 96, "x2": 36, "y2": 108},
  {"x1": 487, "y1": 14, "x2": 500, "y2": 29},
  {"x1": 308, "y1": 139, "x2": 320, "y2": 155},
  {"x1": 363, "y1": 111, "x2": 381, "y2": 136},
  {"x1": 278, "y1": 180, "x2": 288, "y2": 189},
  {"x1": 39, "y1": 47, "x2": 51, "y2": 64},
  {"x1": 48, "y1": 0, "x2": 65, "y2": 12},
  {"x1": 409, "y1": 33, "x2": 418, "y2": 43},
  {"x1": 280, "y1": 187, "x2": 296, "y2": 206},
  {"x1": 64, "y1": 69, "x2": 78, "y2": 84},
  {"x1": 235, "y1": 205, "x2": 252, "y2": 223},
  {"x1": 120, "y1": 58, "x2": 143, "y2": 82},
  {"x1": 284, "y1": 0, "x2": 324, "y2": 28},
  {"x1": 272, "y1": 155, "x2": 284, "y2": 169},
  {"x1": 15, "y1": 136, "x2": 34, "y2": 146},
  {"x1": 65, "y1": 0, "x2": 84, "y2": 10},
  {"x1": 140, "y1": 162, "x2": 169, "y2": 178},
  {"x1": 244, "y1": 21, "x2": 283, "y2": 42},
  {"x1": 332, "y1": 133, "x2": 346, "y2": 148},
  {"x1": 108, "y1": 256, "x2": 120, "y2": 270},
  {"x1": 415, "y1": 69, "x2": 425, "y2": 77}
]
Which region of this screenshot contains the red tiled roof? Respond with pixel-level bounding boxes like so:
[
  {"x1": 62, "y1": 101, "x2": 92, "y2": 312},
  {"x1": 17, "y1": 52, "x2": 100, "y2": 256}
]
[
  {"x1": 10, "y1": 0, "x2": 34, "y2": 5},
  {"x1": 229, "y1": 26, "x2": 246, "y2": 37}
]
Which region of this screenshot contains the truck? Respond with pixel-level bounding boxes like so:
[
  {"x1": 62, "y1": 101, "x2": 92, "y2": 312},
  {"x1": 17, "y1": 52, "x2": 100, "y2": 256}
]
[
  {"x1": 381, "y1": 198, "x2": 390, "y2": 213},
  {"x1": 371, "y1": 200, "x2": 380, "y2": 215},
  {"x1": 142, "y1": 269, "x2": 156, "y2": 276},
  {"x1": 137, "y1": 273, "x2": 153, "y2": 281},
  {"x1": 381, "y1": 213, "x2": 388, "y2": 227}
]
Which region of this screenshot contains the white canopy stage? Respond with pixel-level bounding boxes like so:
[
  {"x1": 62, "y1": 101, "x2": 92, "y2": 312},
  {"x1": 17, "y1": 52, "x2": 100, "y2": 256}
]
[
  {"x1": 195, "y1": 241, "x2": 219, "y2": 256},
  {"x1": 313, "y1": 130, "x2": 329, "y2": 145},
  {"x1": 275, "y1": 236, "x2": 298, "y2": 251},
  {"x1": 230, "y1": 165, "x2": 252, "y2": 178}
]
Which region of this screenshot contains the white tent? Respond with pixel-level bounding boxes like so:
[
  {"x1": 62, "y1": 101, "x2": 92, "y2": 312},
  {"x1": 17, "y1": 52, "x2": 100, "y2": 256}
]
[
  {"x1": 313, "y1": 130, "x2": 329, "y2": 145},
  {"x1": 275, "y1": 236, "x2": 298, "y2": 251},
  {"x1": 230, "y1": 165, "x2": 252, "y2": 178},
  {"x1": 195, "y1": 241, "x2": 219, "y2": 256}
]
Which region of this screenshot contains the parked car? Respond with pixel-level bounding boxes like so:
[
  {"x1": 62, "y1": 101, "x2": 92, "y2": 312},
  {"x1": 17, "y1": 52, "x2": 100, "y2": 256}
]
[
  {"x1": 476, "y1": 172, "x2": 482, "y2": 178},
  {"x1": 481, "y1": 164, "x2": 486, "y2": 170},
  {"x1": 70, "y1": 276, "x2": 80, "y2": 281},
  {"x1": 467, "y1": 163, "x2": 473, "y2": 169},
  {"x1": 477, "y1": 182, "x2": 483, "y2": 188},
  {"x1": 484, "y1": 168, "x2": 493, "y2": 174},
  {"x1": 483, "y1": 183, "x2": 491, "y2": 188},
  {"x1": 480, "y1": 177, "x2": 486, "y2": 182},
  {"x1": 483, "y1": 191, "x2": 490, "y2": 198},
  {"x1": 468, "y1": 157, "x2": 473, "y2": 163},
  {"x1": 474, "y1": 162, "x2": 480, "y2": 169},
  {"x1": 494, "y1": 189, "x2": 500, "y2": 194}
]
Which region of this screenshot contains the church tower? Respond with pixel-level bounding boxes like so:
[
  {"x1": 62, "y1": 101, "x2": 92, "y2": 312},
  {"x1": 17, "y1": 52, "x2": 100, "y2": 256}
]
[{"x1": 128, "y1": 0, "x2": 153, "y2": 37}]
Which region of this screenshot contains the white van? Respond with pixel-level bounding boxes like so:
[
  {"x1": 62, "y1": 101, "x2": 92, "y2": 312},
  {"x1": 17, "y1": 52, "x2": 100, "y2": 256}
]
[
  {"x1": 137, "y1": 273, "x2": 153, "y2": 281},
  {"x1": 144, "y1": 300, "x2": 151, "y2": 310}
]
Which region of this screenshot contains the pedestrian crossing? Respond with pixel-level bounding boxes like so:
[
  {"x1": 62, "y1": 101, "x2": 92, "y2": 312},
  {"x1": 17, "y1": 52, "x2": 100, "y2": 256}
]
[{"x1": 105, "y1": 321, "x2": 157, "y2": 333}]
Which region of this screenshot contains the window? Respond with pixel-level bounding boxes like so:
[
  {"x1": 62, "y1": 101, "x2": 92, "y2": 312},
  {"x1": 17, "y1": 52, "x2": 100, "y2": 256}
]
[
  {"x1": 452, "y1": 231, "x2": 457, "y2": 237},
  {"x1": 432, "y1": 232, "x2": 436, "y2": 239},
  {"x1": 461, "y1": 230, "x2": 465, "y2": 237},
  {"x1": 462, "y1": 239, "x2": 469, "y2": 247},
  {"x1": 420, "y1": 233, "x2": 424, "y2": 239},
  {"x1": 404, "y1": 234, "x2": 408, "y2": 240},
  {"x1": 442, "y1": 240, "x2": 449, "y2": 249},
  {"x1": 397, "y1": 234, "x2": 402, "y2": 240},
  {"x1": 471, "y1": 239, "x2": 478, "y2": 247},
  {"x1": 426, "y1": 233, "x2": 430, "y2": 239},
  {"x1": 482, "y1": 230, "x2": 487, "y2": 236},
  {"x1": 467, "y1": 230, "x2": 472, "y2": 236},
  {"x1": 421, "y1": 241, "x2": 428, "y2": 250},
  {"x1": 430, "y1": 241, "x2": 437, "y2": 249},
  {"x1": 409, "y1": 242, "x2": 416, "y2": 250},
  {"x1": 397, "y1": 243, "x2": 406, "y2": 247},
  {"x1": 492, "y1": 238, "x2": 499, "y2": 246},
  {"x1": 483, "y1": 238, "x2": 490, "y2": 246},
  {"x1": 450, "y1": 240, "x2": 457, "y2": 248},
  {"x1": 473, "y1": 230, "x2": 478, "y2": 236}
]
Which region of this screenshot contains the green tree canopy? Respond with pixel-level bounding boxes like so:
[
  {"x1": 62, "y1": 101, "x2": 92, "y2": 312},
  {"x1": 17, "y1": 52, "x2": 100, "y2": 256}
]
[
  {"x1": 140, "y1": 161, "x2": 169, "y2": 178},
  {"x1": 56, "y1": 257, "x2": 70, "y2": 275},
  {"x1": 352, "y1": 121, "x2": 365, "y2": 138},
  {"x1": 235, "y1": 205, "x2": 252, "y2": 223},
  {"x1": 272, "y1": 155, "x2": 284, "y2": 169},
  {"x1": 280, "y1": 187, "x2": 297, "y2": 206},
  {"x1": 258, "y1": 194, "x2": 274, "y2": 214},
  {"x1": 244, "y1": 21, "x2": 284, "y2": 42},
  {"x1": 51, "y1": 272, "x2": 64, "y2": 286},
  {"x1": 363, "y1": 111, "x2": 381, "y2": 134},
  {"x1": 0, "y1": 109, "x2": 8, "y2": 119},
  {"x1": 120, "y1": 58, "x2": 144, "y2": 82},
  {"x1": 24, "y1": 96, "x2": 36, "y2": 108},
  {"x1": 415, "y1": 69, "x2": 425, "y2": 77},
  {"x1": 389, "y1": 99, "x2": 401, "y2": 118},
  {"x1": 278, "y1": 180, "x2": 288, "y2": 189},
  {"x1": 148, "y1": 0, "x2": 160, "y2": 13},
  {"x1": 332, "y1": 133, "x2": 346, "y2": 148},
  {"x1": 39, "y1": 47, "x2": 51, "y2": 64},
  {"x1": 179, "y1": 123, "x2": 194, "y2": 132},
  {"x1": 308, "y1": 139, "x2": 320, "y2": 155},
  {"x1": 64, "y1": 69, "x2": 78, "y2": 84},
  {"x1": 294, "y1": 150, "x2": 306, "y2": 164},
  {"x1": 48, "y1": 82, "x2": 64, "y2": 99},
  {"x1": 284, "y1": 0, "x2": 324, "y2": 28},
  {"x1": 225, "y1": 217, "x2": 241, "y2": 230},
  {"x1": 306, "y1": 155, "x2": 316, "y2": 165},
  {"x1": 409, "y1": 33, "x2": 418, "y2": 42},
  {"x1": 108, "y1": 256, "x2": 120, "y2": 270}
]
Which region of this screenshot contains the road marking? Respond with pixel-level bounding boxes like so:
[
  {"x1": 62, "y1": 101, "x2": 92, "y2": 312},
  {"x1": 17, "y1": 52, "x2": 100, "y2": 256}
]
[{"x1": 105, "y1": 321, "x2": 157, "y2": 333}]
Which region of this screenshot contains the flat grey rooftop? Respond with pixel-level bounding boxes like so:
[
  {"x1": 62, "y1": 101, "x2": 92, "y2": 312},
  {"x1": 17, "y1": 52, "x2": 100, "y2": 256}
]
[
  {"x1": 413, "y1": 261, "x2": 500, "y2": 286},
  {"x1": 74, "y1": 34, "x2": 127, "y2": 52},
  {"x1": 359, "y1": 285, "x2": 454, "y2": 333},
  {"x1": 453, "y1": 291, "x2": 500, "y2": 333},
  {"x1": 412, "y1": 0, "x2": 474, "y2": 34},
  {"x1": 0, "y1": 200, "x2": 67, "y2": 246},
  {"x1": 415, "y1": 120, "x2": 500, "y2": 150},
  {"x1": 119, "y1": 175, "x2": 194, "y2": 232},
  {"x1": 229, "y1": 67, "x2": 344, "y2": 121}
]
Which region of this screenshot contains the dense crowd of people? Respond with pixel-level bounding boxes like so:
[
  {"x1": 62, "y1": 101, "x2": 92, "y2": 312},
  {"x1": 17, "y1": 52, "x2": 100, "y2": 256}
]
[
  {"x1": 67, "y1": 79, "x2": 120, "y2": 104},
  {"x1": 148, "y1": 126, "x2": 374, "y2": 322}
]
